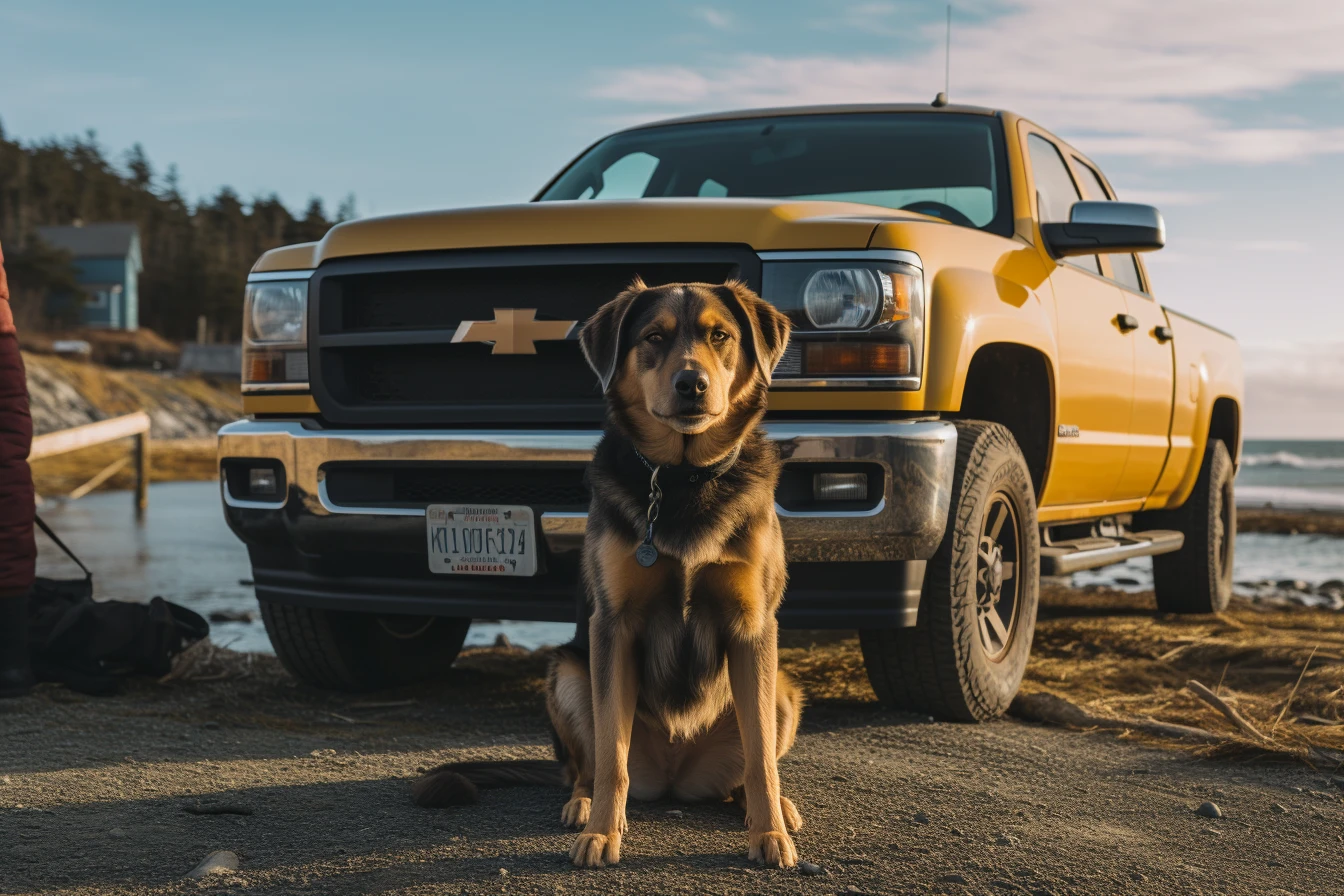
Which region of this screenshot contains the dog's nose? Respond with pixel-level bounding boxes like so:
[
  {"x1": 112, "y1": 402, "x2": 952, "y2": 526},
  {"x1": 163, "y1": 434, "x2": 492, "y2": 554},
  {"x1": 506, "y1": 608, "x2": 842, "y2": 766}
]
[{"x1": 673, "y1": 369, "x2": 709, "y2": 397}]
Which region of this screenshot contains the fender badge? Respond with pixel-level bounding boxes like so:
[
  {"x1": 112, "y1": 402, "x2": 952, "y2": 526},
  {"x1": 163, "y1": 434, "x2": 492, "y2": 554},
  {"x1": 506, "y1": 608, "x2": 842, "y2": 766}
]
[{"x1": 1057, "y1": 424, "x2": 1081, "y2": 439}]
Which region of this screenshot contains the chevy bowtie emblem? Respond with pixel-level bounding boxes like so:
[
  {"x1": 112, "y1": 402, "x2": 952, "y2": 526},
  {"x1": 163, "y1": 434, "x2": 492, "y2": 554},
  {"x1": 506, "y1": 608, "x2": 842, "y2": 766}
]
[{"x1": 451, "y1": 308, "x2": 577, "y2": 355}]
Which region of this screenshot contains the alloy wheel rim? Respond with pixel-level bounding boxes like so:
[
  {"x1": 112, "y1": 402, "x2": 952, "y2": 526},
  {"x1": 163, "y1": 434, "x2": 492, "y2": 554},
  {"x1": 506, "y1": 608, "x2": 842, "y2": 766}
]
[{"x1": 976, "y1": 492, "x2": 1021, "y2": 662}]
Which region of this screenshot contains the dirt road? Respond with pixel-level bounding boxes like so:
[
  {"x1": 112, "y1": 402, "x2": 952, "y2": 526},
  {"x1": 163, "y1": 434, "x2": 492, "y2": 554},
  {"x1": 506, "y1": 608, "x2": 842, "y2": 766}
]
[{"x1": 3, "y1": 620, "x2": 1343, "y2": 895}]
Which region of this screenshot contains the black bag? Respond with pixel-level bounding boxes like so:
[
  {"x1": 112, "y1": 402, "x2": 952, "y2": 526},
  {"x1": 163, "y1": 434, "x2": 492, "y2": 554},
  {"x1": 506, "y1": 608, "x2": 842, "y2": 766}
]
[{"x1": 29, "y1": 516, "x2": 210, "y2": 695}]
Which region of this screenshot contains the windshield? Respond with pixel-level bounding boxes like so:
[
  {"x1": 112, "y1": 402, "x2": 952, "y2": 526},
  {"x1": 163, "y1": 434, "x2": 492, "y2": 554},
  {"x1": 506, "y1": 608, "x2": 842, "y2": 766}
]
[{"x1": 538, "y1": 112, "x2": 1012, "y2": 235}]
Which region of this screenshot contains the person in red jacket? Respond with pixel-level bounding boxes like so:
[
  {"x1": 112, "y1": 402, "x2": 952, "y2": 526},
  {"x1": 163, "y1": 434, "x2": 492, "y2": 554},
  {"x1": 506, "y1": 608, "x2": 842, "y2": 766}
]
[{"x1": 0, "y1": 240, "x2": 37, "y2": 697}]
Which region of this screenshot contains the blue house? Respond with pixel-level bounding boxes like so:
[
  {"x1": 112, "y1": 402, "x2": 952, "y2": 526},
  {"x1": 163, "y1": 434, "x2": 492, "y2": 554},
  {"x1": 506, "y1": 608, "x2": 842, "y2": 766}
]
[{"x1": 37, "y1": 223, "x2": 143, "y2": 330}]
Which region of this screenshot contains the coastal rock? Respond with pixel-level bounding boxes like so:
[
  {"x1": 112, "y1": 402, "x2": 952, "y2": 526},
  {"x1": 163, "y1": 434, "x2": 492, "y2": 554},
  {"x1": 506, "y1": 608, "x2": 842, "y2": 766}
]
[{"x1": 798, "y1": 861, "x2": 826, "y2": 876}]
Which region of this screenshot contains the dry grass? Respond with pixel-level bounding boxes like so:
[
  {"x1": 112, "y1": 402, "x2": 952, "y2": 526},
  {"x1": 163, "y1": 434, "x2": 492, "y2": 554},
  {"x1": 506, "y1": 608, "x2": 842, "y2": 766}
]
[
  {"x1": 779, "y1": 586, "x2": 1344, "y2": 766},
  {"x1": 1023, "y1": 585, "x2": 1344, "y2": 763},
  {"x1": 24, "y1": 352, "x2": 241, "y2": 432},
  {"x1": 31, "y1": 438, "x2": 218, "y2": 496},
  {"x1": 156, "y1": 587, "x2": 1344, "y2": 767}
]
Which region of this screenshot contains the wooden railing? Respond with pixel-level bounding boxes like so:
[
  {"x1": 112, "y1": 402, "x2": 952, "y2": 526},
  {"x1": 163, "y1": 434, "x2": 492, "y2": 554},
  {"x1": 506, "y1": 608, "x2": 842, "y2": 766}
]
[{"x1": 30, "y1": 411, "x2": 151, "y2": 516}]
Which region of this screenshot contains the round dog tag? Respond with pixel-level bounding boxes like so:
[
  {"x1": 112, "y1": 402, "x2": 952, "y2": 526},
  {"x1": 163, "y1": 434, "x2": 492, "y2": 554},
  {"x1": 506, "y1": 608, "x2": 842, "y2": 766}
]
[{"x1": 635, "y1": 543, "x2": 658, "y2": 567}]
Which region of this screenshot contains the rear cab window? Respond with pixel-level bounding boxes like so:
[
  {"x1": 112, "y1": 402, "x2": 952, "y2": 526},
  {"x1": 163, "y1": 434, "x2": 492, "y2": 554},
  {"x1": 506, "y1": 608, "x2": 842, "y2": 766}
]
[
  {"x1": 1025, "y1": 134, "x2": 1100, "y2": 276},
  {"x1": 1068, "y1": 158, "x2": 1148, "y2": 295}
]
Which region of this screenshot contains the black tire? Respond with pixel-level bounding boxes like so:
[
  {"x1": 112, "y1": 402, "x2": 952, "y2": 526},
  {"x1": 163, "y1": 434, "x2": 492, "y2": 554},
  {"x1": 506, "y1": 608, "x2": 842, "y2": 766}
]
[
  {"x1": 1144, "y1": 440, "x2": 1235, "y2": 614},
  {"x1": 859, "y1": 421, "x2": 1040, "y2": 721},
  {"x1": 259, "y1": 600, "x2": 471, "y2": 691}
]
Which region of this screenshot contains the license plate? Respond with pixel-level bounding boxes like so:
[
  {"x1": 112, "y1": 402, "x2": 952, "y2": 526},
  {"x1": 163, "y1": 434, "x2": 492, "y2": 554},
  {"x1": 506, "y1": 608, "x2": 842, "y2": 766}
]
[{"x1": 426, "y1": 504, "x2": 537, "y2": 576}]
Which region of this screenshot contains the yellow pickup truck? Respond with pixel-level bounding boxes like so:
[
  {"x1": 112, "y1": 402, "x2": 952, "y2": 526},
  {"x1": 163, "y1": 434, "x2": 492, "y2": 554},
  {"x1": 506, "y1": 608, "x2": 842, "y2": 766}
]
[{"x1": 218, "y1": 102, "x2": 1242, "y2": 721}]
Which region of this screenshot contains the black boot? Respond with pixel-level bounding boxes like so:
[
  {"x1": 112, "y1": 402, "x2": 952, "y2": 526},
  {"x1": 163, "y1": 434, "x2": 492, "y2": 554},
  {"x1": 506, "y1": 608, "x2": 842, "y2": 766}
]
[{"x1": 0, "y1": 590, "x2": 35, "y2": 698}]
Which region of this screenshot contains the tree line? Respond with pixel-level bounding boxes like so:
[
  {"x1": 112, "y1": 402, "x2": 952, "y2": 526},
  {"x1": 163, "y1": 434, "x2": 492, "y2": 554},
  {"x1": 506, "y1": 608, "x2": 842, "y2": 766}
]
[{"x1": 0, "y1": 120, "x2": 351, "y2": 342}]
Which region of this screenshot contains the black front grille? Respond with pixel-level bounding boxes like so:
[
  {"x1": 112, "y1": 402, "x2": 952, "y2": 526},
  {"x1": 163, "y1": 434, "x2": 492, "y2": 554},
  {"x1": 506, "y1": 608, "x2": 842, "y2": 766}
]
[
  {"x1": 324, "y1": 464, "x2": 589, "y2": 510},
  {"x1": 310, "y1": 245, "x2": 760, "y2": 425}
]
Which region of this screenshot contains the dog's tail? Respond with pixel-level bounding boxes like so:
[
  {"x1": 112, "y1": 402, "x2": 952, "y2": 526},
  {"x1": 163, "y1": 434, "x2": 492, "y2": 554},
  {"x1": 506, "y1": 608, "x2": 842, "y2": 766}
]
[{"x1": 411, "y1": 759, "x2": 566, "y2": 808}]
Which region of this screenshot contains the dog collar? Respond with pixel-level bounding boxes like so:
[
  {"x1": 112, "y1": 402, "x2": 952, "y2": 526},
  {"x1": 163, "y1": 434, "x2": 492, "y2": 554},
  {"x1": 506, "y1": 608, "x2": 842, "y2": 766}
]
[
  {"x1": 629, "y1": 445, "x2": 742, "y2": 567},
  {"x1": 630, "y1": 445, "x2": 742, "y2": 485}
]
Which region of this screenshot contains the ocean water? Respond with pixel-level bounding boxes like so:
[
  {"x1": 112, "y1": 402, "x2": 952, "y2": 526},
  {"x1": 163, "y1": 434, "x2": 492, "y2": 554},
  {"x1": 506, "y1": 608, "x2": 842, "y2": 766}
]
[
  {"x1": 1237, "y1": 439, "x2": 1344, "y2": 510},
  {"x1": 35, "y1": 463, "x2": 1344, "y2": 656}
]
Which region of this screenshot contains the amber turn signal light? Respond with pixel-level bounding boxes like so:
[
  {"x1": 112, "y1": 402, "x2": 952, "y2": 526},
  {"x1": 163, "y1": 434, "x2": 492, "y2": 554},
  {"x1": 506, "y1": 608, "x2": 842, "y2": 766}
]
[{"x1": 804, "y1": 341, "x2": 911, "y2": 376}]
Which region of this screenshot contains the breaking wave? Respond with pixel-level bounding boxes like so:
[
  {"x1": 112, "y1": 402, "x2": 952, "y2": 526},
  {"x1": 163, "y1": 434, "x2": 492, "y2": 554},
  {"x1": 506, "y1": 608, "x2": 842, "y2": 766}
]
[{"x1": 1241, "y1": 451, "x2": 1344, "y2": 470}]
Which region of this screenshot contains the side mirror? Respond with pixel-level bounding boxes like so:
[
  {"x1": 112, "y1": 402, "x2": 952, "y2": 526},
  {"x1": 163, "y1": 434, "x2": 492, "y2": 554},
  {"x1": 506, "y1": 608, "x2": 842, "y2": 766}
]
[{"x1": 1041, "y1": 201, "x2": 1165, "y2": 258}]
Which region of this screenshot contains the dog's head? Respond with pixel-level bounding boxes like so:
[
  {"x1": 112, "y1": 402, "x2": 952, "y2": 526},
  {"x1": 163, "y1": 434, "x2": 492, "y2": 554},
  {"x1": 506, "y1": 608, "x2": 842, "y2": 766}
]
[{"x1": 580, "y1": 279, "x2": 790, "y2": 460}]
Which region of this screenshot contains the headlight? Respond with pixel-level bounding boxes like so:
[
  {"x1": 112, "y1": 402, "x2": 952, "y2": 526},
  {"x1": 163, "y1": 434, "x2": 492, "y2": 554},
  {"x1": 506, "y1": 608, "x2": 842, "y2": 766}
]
[
  {"x1": 803, "y1": 268, "x2": 884, "y2": 329},
  {"x1": 246, "y1": 281, "x2": 307, "y2": 343},
  {"x1": 763, "y1": 258, "x2": 924, "y2": 385},
  {"x1": 242, "y1": 279, "x2": 309, "y2": 386}
]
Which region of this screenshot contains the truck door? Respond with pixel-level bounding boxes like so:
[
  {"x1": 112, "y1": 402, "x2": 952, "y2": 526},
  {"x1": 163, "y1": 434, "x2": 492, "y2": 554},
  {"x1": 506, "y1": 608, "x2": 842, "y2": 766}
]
[
  {"x1": 1025, "y1": 133, "x2": 1134, "y2": 508},
  {"x1": 1068, "y1": 158, "x2": 1176, "y2": 502}
]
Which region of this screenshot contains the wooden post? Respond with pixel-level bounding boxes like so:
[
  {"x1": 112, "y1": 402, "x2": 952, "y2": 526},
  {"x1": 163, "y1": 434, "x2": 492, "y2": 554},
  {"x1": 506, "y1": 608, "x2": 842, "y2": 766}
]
[
  {"x1": 30, "y1": 412, "x2": 153, "y2": 517},
  {"x1": 134, "y1": 429, "x2": 150, "y2": 518}
]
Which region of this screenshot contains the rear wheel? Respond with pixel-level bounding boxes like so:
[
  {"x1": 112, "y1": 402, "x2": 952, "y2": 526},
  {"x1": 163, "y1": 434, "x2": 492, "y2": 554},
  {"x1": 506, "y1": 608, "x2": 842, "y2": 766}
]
[
  {"x1": 859, "y1": 421, "x2": 1040, "y2": 721},
  {"x1": 259, "y1": 600, "x2": 470, "y2": 691},
  {"x1": 1143, "y1": 440, "x2": 1235, "y2": 614}
]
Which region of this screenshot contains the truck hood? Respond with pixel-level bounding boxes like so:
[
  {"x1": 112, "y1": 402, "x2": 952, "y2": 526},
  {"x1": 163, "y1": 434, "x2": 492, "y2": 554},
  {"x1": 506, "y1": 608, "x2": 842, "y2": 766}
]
[{"x1": 253, "y1": 199, "x2": 939, "y2": 271}]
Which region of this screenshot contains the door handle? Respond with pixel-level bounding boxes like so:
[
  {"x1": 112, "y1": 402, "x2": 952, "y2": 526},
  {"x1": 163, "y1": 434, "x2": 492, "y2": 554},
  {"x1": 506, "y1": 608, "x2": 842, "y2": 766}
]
[
  {"x1": 1115, "y1": 313, "x2": 1140, "y2": 333},
  {"x1": 1154, "y1": 326, "x2": 1174, "y2": 343}
]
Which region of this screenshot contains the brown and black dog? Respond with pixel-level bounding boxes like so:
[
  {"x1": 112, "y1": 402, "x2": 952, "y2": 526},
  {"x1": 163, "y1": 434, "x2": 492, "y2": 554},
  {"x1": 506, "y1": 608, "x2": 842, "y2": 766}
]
[{"x1": 414, "y1": 279, "x2": 803, "y2": 868}]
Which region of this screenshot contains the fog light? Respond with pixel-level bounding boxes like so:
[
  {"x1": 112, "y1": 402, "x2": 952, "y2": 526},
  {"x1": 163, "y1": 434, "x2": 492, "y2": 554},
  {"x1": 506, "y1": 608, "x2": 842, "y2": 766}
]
[
  {"x1": 813, "y1": 472, "x2": 868, "y2": 502},
  {"x1": 249, "y1": 467, "x2": 279, "y2": 496}
]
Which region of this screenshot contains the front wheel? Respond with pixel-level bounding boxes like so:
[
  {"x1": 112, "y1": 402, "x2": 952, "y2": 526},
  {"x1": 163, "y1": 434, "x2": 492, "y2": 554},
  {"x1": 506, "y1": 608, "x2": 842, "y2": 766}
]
[
  {"x1": 259, "y1": 600, "x2": 471, "y2": 691},
  {"x1": 860, "y1": 421, "x2": 1040, "y2": 721}
]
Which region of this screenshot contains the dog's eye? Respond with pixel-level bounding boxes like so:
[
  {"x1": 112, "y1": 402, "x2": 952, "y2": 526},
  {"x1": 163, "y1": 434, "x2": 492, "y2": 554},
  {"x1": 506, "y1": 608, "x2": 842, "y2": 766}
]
[
  {"x1": 646, "y1": 333, "x2": 664, "y2": 344},
  {"x1": 711, "y1": 330, "x2": 730, "y2": 344}
]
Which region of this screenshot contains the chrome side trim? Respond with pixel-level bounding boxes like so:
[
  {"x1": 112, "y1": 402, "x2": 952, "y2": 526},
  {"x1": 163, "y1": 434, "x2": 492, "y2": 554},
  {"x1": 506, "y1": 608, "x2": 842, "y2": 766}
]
[
  {"x1": 247, "y1": 270, "x2": 314, "y2": 282},
  {"x1": 242, "y1": 383, "x2": 313, "y2": 394},
  {"x1": 757, "y1": 249, "x2": 923, "y2": 269},
  {"x1": 775, "y1": 497, "x2": 886, "y2": 519}
]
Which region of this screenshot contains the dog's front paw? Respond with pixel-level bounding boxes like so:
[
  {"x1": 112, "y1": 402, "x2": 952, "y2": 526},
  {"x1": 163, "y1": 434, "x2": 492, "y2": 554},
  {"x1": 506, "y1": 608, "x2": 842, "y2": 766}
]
[
  {"x1": 561, "y1": 797, "x2": 591, "y2": 828},
  {"x1": 570, "y1": 831, "x2": 621, "y2": 867},
  {"x1": 748, "y1": 830, "x2": 797, "y2": 868},
  {"x1": 781, "y1": 796, "x2": 803, "y2": 833}
]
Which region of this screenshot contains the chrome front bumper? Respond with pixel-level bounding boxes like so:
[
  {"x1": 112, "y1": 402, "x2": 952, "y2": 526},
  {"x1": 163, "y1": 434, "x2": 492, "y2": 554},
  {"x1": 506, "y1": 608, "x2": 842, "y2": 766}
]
[{"x1": 218, "y1": 419, "x2": 956, "y2": 564}]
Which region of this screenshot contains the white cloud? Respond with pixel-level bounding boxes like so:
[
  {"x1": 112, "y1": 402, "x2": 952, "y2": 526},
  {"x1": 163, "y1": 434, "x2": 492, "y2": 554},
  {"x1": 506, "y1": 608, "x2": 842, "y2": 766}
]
[
  {"x1": 1117, "y1": 189, "x2": 1213, "y2": 207},
  {"x1": 1243, "y1": 344, "x2": 1344, "y2": 438},
  {"x1": 590, "y1": 0, "x2": 1344, "y2": 164},
  {"x1": 691, "y1": 7, "x2": 734, "y2": 30}
]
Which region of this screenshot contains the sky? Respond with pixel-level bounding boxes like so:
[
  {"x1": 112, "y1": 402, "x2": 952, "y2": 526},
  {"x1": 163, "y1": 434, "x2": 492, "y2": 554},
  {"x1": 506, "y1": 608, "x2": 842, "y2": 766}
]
[{"x1": 2, "y1": 0, "x2": 1342, "y2": 437}]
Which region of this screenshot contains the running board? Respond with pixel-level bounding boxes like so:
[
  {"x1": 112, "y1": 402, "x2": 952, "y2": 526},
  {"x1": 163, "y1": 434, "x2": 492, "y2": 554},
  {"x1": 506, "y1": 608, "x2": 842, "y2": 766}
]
[{"x1": 1040, "y1": 529, "x2": 1184, "y2": 575}]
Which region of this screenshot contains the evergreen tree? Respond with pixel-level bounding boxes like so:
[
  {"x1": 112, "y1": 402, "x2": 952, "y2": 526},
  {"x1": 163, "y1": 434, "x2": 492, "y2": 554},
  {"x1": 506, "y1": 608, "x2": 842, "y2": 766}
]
[{"x1": 0, "y1": 128, "x2": 338, "y2": 341}]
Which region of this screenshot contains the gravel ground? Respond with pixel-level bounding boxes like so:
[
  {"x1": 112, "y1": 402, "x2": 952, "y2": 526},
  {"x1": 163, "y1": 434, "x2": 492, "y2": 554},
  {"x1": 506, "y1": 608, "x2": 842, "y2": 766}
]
[{"x1": 2, "y1": 642, "x2": 1343, "y2": 896}]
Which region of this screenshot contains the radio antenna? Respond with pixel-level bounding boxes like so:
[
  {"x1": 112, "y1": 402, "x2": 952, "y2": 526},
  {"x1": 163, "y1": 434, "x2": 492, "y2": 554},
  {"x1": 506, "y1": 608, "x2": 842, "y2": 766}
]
[
  {"x1": 933, "y1": 5, "x2": 952, "y2": 106},
  {"x1": 944, "y1": 4, "x2": 952, "y2": 100}
]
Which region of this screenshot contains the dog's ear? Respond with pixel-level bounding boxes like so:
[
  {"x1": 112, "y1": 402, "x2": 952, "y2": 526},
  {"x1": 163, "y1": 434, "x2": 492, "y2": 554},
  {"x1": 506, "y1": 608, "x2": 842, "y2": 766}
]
[
  {"x1": 580, "y1": 276, "x2": 647, "y2": 393},
  {"x1": 718, "y1": 280, "x2": 791, "y2": 384}
]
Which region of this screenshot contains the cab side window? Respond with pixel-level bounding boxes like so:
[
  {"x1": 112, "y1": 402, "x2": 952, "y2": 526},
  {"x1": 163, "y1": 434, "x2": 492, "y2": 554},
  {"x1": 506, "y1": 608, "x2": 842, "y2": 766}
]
[
  {"x1": 1070, "y1": 160, "x2": 1147, "y2": 295},
  {"x1": 1026, "y1": 135, "x2": 1099, "y2": 275}
]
